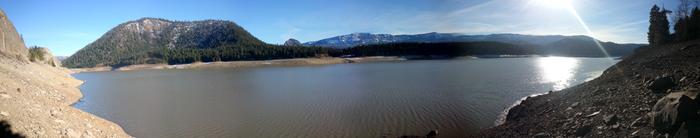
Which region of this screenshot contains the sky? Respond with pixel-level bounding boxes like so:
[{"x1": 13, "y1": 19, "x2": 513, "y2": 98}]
[{"x1": 0, "y1": 0, "x2": 682, "y2": 56}]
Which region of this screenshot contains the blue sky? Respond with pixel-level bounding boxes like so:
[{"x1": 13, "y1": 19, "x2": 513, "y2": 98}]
[{"x1": 0, "y1": 0, "x2": 680, "y2": 56}]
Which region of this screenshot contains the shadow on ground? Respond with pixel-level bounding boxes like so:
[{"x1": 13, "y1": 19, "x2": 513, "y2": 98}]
[{"x1": 1, "y1": 120, "x2": 24, "y2": 138}]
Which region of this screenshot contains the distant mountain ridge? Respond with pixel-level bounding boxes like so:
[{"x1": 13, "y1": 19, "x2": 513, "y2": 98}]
[
  {"x1": 303, "y1": 32, "x2": 641, "y2": 48},
  {"x1": 304, "y1": 32, "x2": 645, "y2": 57},
  {"x1": 302, "y1": 32, "x2": 563, "y2": 48},
  {"x1": 64, "y1": 18, "x2": 646, "y2": 68}
]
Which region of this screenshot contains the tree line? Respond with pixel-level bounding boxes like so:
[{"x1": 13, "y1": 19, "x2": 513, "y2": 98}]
[{"x1": 648, "y1": 0, "x2": 700, "y2": 46}]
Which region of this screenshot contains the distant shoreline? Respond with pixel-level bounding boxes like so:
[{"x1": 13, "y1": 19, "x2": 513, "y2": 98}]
[
  {"x1": 69, "y1": 56, "x2": 406, "y2": 73},
  {"x1": 68, "y1": 55, "x2": 624, "y2": 74}
]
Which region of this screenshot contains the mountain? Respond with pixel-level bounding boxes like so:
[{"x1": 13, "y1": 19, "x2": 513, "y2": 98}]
[
  {"x1": 55, "y1": 56, "x2": 68, "y2": 61},
  {"x1": 63, "y1": 18, "x2": 266, "y2": 68},
  {"x1": 543, "y1": 36, "x2": 642, "y2": 57},
  {"x1": 303, "y1": 32, "x2": 571, "y2": 48},
  {"x1": 283, "y1": 38, "x2": 302, "y2": 46},
  {"x1": 63, "y1": 18, "x2": 339, "y2": 68}
]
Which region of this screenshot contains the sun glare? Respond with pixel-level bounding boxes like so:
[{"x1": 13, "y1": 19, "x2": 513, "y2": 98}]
[
  {"x1": 537, "y1": 57, "x2": 579, "y2": 90},
  {"x1": 532, "y1": 0, "x2": 573, "y2": 9}
]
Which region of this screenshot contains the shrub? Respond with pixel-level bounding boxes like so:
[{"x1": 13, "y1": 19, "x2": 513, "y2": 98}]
[{"x1": 28, "y1": 46, "x2": 45, "y2": 62}]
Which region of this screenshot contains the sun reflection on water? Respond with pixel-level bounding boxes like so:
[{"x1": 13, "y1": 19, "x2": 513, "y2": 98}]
[{"x1": 537, "y1": 57, "x2": 579, "y2": 90}]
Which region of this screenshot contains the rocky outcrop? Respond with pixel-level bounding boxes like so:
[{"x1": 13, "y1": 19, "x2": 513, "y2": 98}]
[
  {"x1": 29, "y1": 47, "x2": 61, "y2": 67},
  {"x1": 283, "y1": 38, "x2": 302, "y2": 46},
  {"x1": 0, "y1": 10, "x2": 28, "y2": 61}
]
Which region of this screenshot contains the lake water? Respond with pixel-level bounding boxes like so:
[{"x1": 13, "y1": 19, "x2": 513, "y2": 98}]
[{"x1": 73, "y1": 57, "x2": 617, "y2": 138}]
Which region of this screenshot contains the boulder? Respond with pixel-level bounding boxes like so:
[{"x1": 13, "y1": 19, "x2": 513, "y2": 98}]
[
  {"x1": 603, "y1": 114, "x2": 619, "y2": 125},
  {"x1": 651, "y1": 90, "x2": 700, "y2": 135},
  {"x1": 574, "y1": 125, "x2": 592, "y2": 136},
  {"x1": 426, "y1": 130, "x2": 438, "y2": 138},
  {"x1": 647, "y1": 76, "x2": 676, "y2": 93}
]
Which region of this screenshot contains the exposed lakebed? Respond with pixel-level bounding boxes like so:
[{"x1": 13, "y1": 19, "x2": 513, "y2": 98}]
[{"x1": 73, "y1": 57, "x2": 617, "y2": 137}]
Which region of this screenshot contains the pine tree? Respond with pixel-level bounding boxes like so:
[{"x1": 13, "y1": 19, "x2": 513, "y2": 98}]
[{"x1": 648, "y1": 5, "x2": 672, "y2": 46}]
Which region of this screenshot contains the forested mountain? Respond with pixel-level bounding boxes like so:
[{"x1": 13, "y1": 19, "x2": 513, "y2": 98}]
[
  {"x1": 543, "y1": 36, "x2": 643, "y2": 57},
  {"x1": 63, "y1": 18, "x2": 333, "y2": 68},
  {"x1": 306, "y1": 32, "x2": 644, "y2": 57},
  {"x1": 342, "y1": 39, "x2": 642, "y2": 58},
  {"x1": 342, "y1": 41, "x2": 535, "y2": 57}
]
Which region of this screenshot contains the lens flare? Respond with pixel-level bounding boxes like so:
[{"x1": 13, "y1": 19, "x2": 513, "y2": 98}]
[{"x1": 564, "y1": 5, "x2": 613, "y2": 59}]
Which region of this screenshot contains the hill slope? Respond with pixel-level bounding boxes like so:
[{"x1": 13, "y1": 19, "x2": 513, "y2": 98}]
[{"x1": 63, "y1": 18, "x2": 265, "y2": 68}]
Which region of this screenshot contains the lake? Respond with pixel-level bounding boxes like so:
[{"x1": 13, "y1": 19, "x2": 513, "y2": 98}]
[{"x1": 73, "y1": 57, "x2": 617, "y2": 137}]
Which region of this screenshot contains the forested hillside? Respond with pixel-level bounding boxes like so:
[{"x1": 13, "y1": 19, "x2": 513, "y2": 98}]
[{"x1": 63, "y1": 18, "x2": 268, "y2": 68}]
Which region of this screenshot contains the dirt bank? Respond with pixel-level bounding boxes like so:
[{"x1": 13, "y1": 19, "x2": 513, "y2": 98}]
[{"x1": 475, "y1": 40, "x2": 700, "y2": 137}]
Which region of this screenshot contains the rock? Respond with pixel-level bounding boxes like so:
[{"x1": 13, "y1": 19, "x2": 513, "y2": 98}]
[
  {"x1": 570, "y1": 102, "x2": 580, "y2": 108},
  {"x1": 65, "y1": 128, "x2": 80, "y2": 138},
  {"x1": 603, "y1": 114, "x2": 618, "y2": 125},
  {"x1": 610, "y1": 123, "x2": 620, "y2": 131},
  {"x1": 53, "y1": 119, "x2": 65, "y2": 124},
  {"x1": 0, "y1": 111, "x2": 8, "y2": 117},
  {"x1": 50, "y1": 109, "x2": 61, "y2": 117},
  {"x1": 679, "y1": 76, "x2": 688, "y2": 83},
  {"x1": 82, "y1": 130, "x2": 96, "y2": 138},
  {"x1": 574, "y1": 125, "x2": 592, "y2": 136},
  {"x1": 0, "y1": 93, "x2": 10, "y2": 99},
  {"x1": 647, "y1": 76, "x2": 676, "y2": 93},
  {"x1": 283, "y1": 38, "x2": 302, "y2": 46},
  {"x1": 651, "y1": 90, "x2": 700, "y2": 134},
  {"x1": 533, "y1": 132, "x2": 547, "y2": 138},
  {"x1": 630, "y1": 130, "x2": 639, "y2": 136},
  {"x1": 426, "y1": 130, "x2": 438, "y2": 138},
  {"x1": 586, "y1": 111, "x2": 600, "y2": 118},
  {"x1": 630, "y1": 116, "x2": 647, "y2": 127}
]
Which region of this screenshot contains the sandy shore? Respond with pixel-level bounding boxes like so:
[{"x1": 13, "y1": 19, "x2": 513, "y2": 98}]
[
  {"x1": 0, "y1": 56, "x2": 131, "y2": 137},
  {"x1": 70, "y1": 56, "x2": 406, "y2": 73}
]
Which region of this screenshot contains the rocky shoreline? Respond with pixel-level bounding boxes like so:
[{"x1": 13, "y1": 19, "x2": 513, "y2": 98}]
[{"x1": 475, "y1": 40, "x2": 700, "y2": 137}]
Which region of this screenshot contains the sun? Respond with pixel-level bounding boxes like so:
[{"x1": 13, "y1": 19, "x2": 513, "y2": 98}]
[{"x1": 531, "y1": 0, "x2": 573, "y2": 9}]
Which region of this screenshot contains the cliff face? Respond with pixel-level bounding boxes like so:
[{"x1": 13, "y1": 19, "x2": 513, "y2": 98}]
[
  {"x1": 0, "y1": 10, "x2": 131, "y2": 137},
  {"x1": 0, "y1": 10, "x2": 28, "y2": 61}
]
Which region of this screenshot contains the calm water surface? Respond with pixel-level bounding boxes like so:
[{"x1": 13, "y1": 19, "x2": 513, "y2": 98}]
[{"x1": 73, "y1": 57, "x2": 617, "y2": 137}]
